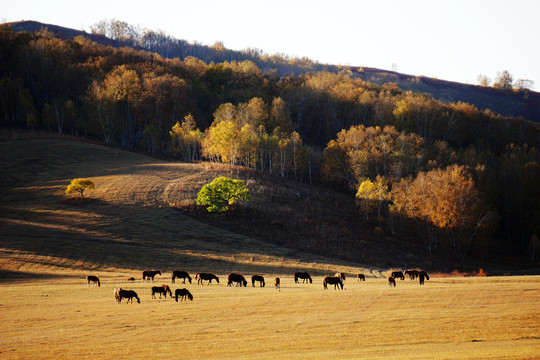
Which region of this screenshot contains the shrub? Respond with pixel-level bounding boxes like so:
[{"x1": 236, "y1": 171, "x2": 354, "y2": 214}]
[{"x1": 196, "y1": 177, "x2": 251, "y2": 213}]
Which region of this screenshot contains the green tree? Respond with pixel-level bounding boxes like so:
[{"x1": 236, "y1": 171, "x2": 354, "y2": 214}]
[
  {"x1": 196, "y1": 177, "x2": 251, "y2": 213},
  {"x1": 65, "y1": 178, "x2": 95, "y2": 199}
]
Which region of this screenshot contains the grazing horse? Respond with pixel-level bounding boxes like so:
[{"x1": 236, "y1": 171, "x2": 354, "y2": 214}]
[
  {"x1": 335, "y1": 272, "x2": 346, "y2": 281},
  {"x1": 405, "y1": 269, "x2": 420, "y2": 280},
  {"x1": 87, "y1": 275, "x2": 100, "y2": 287},
  {"x1": 388, "y1": 277, "x2": 396, "y2": 287},
  {"x1": 175, "y1": 288, "x2": 193, "y2": 302},
  {"x1": 357, "y1": 273, "x2": 366, "y2": 281},
  {"x1": 274, "y1": 277, "x2": 280, "y2": 289},
  {"x1": 323, "y1": 276, "x2": 344, "y2": 290},
  {"x1": 227, "y1": 273, "x2": 247, "y2": 287},
  {"x1": 172, "y1": 271, "x2": 192, "y2": 284},
  {"x1": 294, "y1": 272, "x2": 313, "y2": 284},
  {"x1": 418, "y1": 271, "x2": 430, "y2": 285},
  {"x1": 127, "y1": 277, "x2": 135, "y2": 281},
  {"x1": 113, "y1": 287, "x2": 122, "y2": 303},
  {"x1": 118, "y1": 289, "x2": 140, "y2": 304},
  {"x1": 151, "y1": 285, "x2": 172, "y2": 299},
  {"x1": 142, "y1": 270, "x2": 161, "y2": 283},
  {"x1": 391, "y1": 271, "x2": 405, "y2": 280},
  {"x1": 195, "y1": 273, "x2": 220, "y2": 285},
  {"x1": 251, "y1": 275, "x2": 265, "y2": 287}
]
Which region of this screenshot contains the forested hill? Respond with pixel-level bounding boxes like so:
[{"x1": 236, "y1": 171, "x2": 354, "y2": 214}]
[{"x1": 6, "y1": 20, "x2": 540, "y2": 122}]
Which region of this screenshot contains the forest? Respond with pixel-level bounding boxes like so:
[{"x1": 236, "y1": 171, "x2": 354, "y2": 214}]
[{"x1": 0, "y1": 23, "x2": 539, "y2": 264}]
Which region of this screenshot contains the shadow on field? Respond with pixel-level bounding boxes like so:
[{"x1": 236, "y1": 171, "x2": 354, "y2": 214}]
[{"x1": 0, "y1": 270, "x2": 80, "y2": 284}]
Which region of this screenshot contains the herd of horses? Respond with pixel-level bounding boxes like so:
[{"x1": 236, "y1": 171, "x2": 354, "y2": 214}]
[{"x1": 88, "y1": 268, "x2": 429, "y2": 304}]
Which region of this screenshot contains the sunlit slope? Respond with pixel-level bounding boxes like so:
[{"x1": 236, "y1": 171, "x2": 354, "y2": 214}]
[{"x1": 0, "y1": 138, "x2": 376, "y2": 277}]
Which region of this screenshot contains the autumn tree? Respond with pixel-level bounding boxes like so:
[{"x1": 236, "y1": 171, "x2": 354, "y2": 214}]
[
  {"x1": 493, "y1": 70, "x2": 513, "y2": 90},
  {"x1": 66, "y1": 178, "x2": 95, "y2": 199},
  {"x1": 391, "y1": 164, "x2": 494, "y2": 260},
  {"x1": 169, "y1": 114, "x2": 202, "y2": 161}
]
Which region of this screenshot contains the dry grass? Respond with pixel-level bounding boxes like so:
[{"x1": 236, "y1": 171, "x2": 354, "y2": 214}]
[{"x1": 0, "y1": 275, "x2": 539, "y2": 359}]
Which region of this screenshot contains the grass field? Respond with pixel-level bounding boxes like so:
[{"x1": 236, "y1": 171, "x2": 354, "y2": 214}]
[
  {"x1": 0, "y1": 136, "x2": 539, "y2": 359},
  {"x1": 0, "y1": 274, "x2": 539, "y2": 359}
]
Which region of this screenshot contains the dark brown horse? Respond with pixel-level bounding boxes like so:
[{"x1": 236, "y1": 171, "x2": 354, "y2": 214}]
[
  {"x1": 391, "y1": 271, "x2": 405, "y2": 280},
  {"x1": 195, "y1": 272, "x2": 219, "y2": 285},
  {"x1": 388, "y1": 277, "x2": 396, "y2": 287},
  {"x1": 172, "y1": 271, "x2": 192, "y2": 284},
  {"x1": 87, "y1": 275, "x2": 100, "y2": 287},
  {"x1": 227, "y1": 273, "x2": 247, "y2": 287},
  {"x1": 418, "y1": 271, "x2": 430, "y2": 285},
  {"x1": 175, "y1": 288, "x2": 193, "y2": 302},
  {"x1": 118, "y1": 289, "x2": 140, "y2": 303},
  {"x1": 357, "y1": 273, "x2": 365, "y2": 281},
  {"x1": 151, "y1": 285, "x2": 172, "y2": 299},
  {"x1": 405, "y1": 269, "x2": 420, "y2": 280},
  {"x1": 142, "y1": 270, "x2": 161, "y2": 283},
  {"x1": 294, "y1": 272, "x2": 312, "y2": 284},
  {"x1": 251, "y1": 275, "x2": 265, "y2": 287},
  {"x1": 323, "y1": 276, "x2": 344, "y2": 290},
  {"x1": 274, "y1": 277, "x2": 280, "y2": 289}
]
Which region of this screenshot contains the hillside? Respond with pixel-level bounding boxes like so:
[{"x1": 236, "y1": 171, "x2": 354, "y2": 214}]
[
  {"x1": 1, "y1": 133, "x2": 536, "y2": 276},
  {"x1": 0, "y1": 134, "x2": 385, "y2": 277},
  {"x1": 6, "y1": 20, "x2": 540, "y2": 122}
]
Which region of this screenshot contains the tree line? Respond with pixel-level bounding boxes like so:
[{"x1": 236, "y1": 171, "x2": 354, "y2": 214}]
[{"x1": 0, "y1": 24, "x2": 538, "y2": 261}]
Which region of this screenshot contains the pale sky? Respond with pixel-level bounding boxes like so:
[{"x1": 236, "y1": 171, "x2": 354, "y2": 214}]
[{"x1": 2, "y1": 0, "x2": 539, "y2": 88}]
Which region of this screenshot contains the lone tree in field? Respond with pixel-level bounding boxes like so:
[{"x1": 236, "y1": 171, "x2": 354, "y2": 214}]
[
  {"x1": 196, "y1": 176, "x2": 251, "y2": 213},
  {"x1": 65, "y1": 178, "x2": 95, "y2": 199}
]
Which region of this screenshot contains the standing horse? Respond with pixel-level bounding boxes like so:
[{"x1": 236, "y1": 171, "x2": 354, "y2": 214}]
[
  {"x1": 357, "y1": 273, "x2": 366, "y2": 281},
  {"x1": 175, "y1": 288, "x2": 193, "y2": 302},
  {"x1": 113, "y1": 288, "x2": 122, "y2": 303},
  {"x1": 391, "y1": 271, "x2": 405, "y2": 280},
  {"x1": 227, "y1": 273, "x2": 247, "y2": 287},
  {"x1": 87, "y1": 275, "x2": 100, "y2": 287},
  {"x1": 251, "y1": 275, "x2": 265, "y2": 287},
  {"x1": 418, "y1": 271, "x2": 430, "y2": 285},
  {"x1": 195, "y1": 273, "x2": 220, "y2": 285},
  {"x1": 405, "y1": 269, "x2": 420, "y2": 280},
  {"x1": 323, "y1": 276, "x2": 344, "y2": 290},
  {"x1": 388, "y1": 277, "x2": 396, "y2": 287},
  {"x1": 274, "y1": 277, "x2": 280, "y2": 289},
  {"x1": 142, "y1": 270, "x2": 161, "y2": 283},
  {"x1": 335, "y1": 272, "x2": 346, "y2": 281},
  {"x1": 172, "y1": 271, "x2": 192, "y2": 284},
  {"x1": 118, "y1": 289, "x2": 140, "y2": 303},
  {"x1": 151, "y1": 285, "x2": 172, "y2": 299},
  {"x1": 294, "y1": 272, "x2": 312, "y2": 284}
]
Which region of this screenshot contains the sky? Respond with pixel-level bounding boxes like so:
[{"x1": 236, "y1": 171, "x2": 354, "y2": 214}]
[{"x1": 2, "y1": 0, "x2": 539, "y2": 88}]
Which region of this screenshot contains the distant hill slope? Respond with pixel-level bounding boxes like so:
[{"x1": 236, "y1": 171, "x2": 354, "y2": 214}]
[
  {"x1": 0, "y1": 135, "x2": 380, "y2": 276},
  {"x1": 6, "y1": 20, "x2": 540, "y2": 122}
]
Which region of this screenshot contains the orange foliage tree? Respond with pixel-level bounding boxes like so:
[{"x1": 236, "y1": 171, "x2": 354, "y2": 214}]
[{"x1": 391, "y1": 164, "x2": 494, "y2": 260}]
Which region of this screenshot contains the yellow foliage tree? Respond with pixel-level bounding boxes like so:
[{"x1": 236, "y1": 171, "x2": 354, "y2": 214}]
[{"x1": 65, "y1": 178, "x2": 95, "y2": 199}]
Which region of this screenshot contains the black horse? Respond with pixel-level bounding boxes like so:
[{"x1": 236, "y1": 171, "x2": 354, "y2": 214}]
[
  {"x1": 323, "y1": 276, "x2": 343, "y2": 290},
  {"x1": 195, "y1": 272, "x2": 220, "y2": 285},
  {"x1": 418, "y1": 271, "x2": 430, "y2": 285},
  {"x1": 151, "y1": 285, "x2": 172, "y2": 299},
  {"x1": 142, "y1": 270, "x2": 161, "y2": 283},
  {"x1": 251, "y1": 275, "x2": 265, "y2": 287},
  {"x1": 118, "y1": 289, "x2": 140, "y2": 304},
  {"x1": 357, "y1": 273, "x2": 365, "y2": 281},
  {"x1": 175, "y1": 288, "x2": 193, "y2": 302},
  {"x1": 388, "y1": 277, "x2": 396, "y2": 287},
  {"x1": 391, "y1": 271, "x2": 405, "y2": 280},
  {"x1": 87, "y1": 275, "x2": 100, "y2": 287},
  {"x1": 227, "y1": 273, "x2": 247, "y2": 287},
  {"x1": 294, "y1": 272, "x2": 312, "y2": 284},
  {"x1": 172, "y1": 271, "x2": 192, "y2": 284}
]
